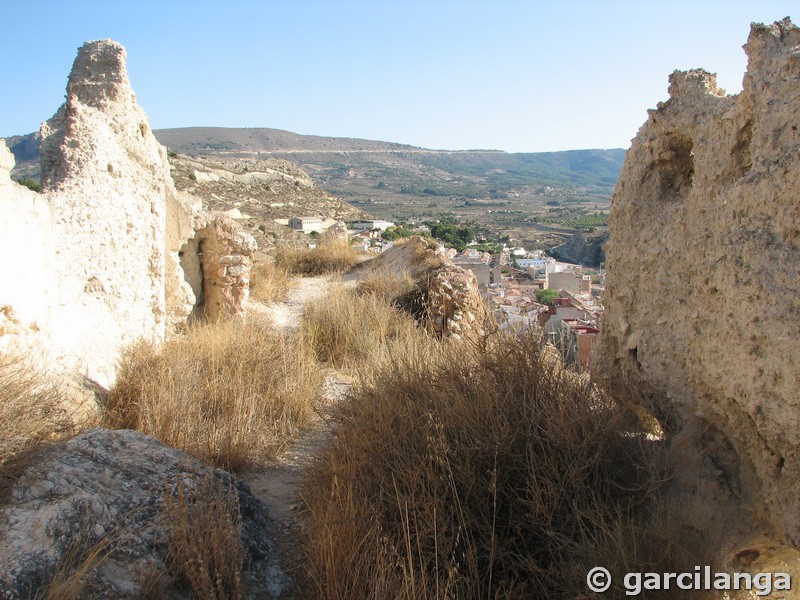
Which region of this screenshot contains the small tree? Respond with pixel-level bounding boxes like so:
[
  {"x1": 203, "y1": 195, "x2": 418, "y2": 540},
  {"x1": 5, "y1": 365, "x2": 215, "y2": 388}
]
[{"x1": 535, "y1": 288, "x2": 560, "y2": 306}]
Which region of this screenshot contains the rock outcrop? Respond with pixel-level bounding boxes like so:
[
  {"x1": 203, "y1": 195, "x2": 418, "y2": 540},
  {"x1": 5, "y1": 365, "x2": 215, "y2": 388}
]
[
  {"x1": 0, "y1": 428, "x2": 287, "y2": 599},
  {"x1": 365, "y1": 237, "x2": 487, "y2": 338},
  {"x1": 0, "y1": 142, "x2": 54, "y2": 341},
  {"x1": 0, "y1": 40, "x2": 256, "y2": 387},
  {"x1": 548, "y1": 230, "x2": 606, "y2": 267},
  {"x1": 33, "y1": 40, "x2": 196, "y2": 386},
  {"x1": 595, "y1": 18, "x2": 800, "y2": 562}
]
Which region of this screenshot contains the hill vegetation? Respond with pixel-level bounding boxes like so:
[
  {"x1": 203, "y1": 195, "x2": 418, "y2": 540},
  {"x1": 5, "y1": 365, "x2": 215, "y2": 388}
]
[
  {"x1": 5, "y1": 127, "x2": 622, "y2": 263},
  {"x1": 152, "y1": 127, "x2": 623, "y2": 260}
]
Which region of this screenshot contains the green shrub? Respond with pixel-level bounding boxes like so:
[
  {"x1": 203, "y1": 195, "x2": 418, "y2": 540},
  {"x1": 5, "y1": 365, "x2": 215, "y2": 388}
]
[
  {"x1": 14, "y1": 178, "x2": 41, "y2": 192},
  {"x1": 536, "y1": 287, "x2": 561, "y2": 305}
]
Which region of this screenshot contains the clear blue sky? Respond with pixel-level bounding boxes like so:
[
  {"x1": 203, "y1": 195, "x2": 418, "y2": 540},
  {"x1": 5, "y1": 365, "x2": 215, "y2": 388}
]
[{"x1": 0, "y1": 1, "x2": 795, "y2": 152}]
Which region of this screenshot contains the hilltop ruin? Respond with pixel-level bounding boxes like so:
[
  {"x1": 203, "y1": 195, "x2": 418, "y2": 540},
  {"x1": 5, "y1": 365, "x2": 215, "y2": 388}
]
[{"x1": 0, "y1": 40, "x2": 256, "y2": 388}]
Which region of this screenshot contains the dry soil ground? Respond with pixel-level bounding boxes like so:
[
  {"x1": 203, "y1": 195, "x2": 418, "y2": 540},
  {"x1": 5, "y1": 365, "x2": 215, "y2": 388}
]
[{"x1": 242, "y1": 274, "x2": 355, "y2": 595}]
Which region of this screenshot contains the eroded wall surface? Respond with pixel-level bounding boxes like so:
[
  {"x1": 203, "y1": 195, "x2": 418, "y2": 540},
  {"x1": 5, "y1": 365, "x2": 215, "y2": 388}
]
[{"x1": 595, "y1": 19, "x2": 800, "y2": 551}]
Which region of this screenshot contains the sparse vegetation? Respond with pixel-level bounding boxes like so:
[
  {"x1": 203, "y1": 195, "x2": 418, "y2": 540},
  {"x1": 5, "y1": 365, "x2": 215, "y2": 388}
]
[
  {"x1": 302, "y1": 328, "x2": 688, "y2": 599},
  {"x1": 381, "y1": 225, "x2": 415, "y2": 241},
  {"x1": 161, "y1": 474, "x2": 244, "y2": 600},
  {"x1": 276, "y1": 237, "x2": 361, "y2": 276},
  {"x1": 468, "y1": 242, "x2": 503, "y2": 254},
  {"x1": 539, "y1": 211, "x2": 609, "y2": 230},
  {"x1": 13, "y1": 177, "x2": 41, "y2": 192},
  {"x1": 429, "y1": 221, "x2": 474, "y2": 251},
  {"x1": 0, "y1": 354, "x2": 76, "y2": 497},
  {"x1": 103, "y1": 320, "x2": 323, "y2": 471},
  {"x1": 302, "y1": 283, "x2": 430, "y2": 372},
  {"x1": 249, "y1": 261, "x2": 293, "y2": 303}
]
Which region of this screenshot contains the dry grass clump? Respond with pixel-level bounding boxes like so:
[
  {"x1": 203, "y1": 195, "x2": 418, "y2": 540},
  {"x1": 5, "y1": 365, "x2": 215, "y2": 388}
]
[
  {"x1": 32, "y1": 512, "x2": 132, "y2": 600},
  {"x1": 161, "y1": 474, "x2": 243, "y2": 600},
  {"x1": 275, "y1": 237, "x2": 361, "y2": 276},
  {"x1": 301, "y1": 284, "x2": 432, "y2": 372},
  {"x1": 0, "y1": 354, "x2": 75, "y2": 496},
  {"x1": 355, "y1": 267, "x2": 428, "y2": 318},
  {"x1": 249, "y1": 261, "x2": 293, "y2": 303},
  {"x1": 104, "y1": 320, "x2": 323, "y2": 471},
  {"x1": 302, "y1": 328, "x2": 688, "y2": 599},
  {"x1": 356, "y1": 267, "x2": 416, "y2": 303}
]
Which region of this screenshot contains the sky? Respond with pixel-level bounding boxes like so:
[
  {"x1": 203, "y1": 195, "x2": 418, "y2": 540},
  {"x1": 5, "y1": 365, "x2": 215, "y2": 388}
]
[{"x1": 0, "y1": 1, "x2": 796, "y2": 153}]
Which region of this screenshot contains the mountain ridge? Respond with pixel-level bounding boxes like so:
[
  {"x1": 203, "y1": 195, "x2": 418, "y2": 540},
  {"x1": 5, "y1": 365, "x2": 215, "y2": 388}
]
[
  {"x1": 4, "y1": 127, "x2": 625, "y2": 191},
  {"x1": 5, "y1": 126, "x2": 624, "y2": 264}
]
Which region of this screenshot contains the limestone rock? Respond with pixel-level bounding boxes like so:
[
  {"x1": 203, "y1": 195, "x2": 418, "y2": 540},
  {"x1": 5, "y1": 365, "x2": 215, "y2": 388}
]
[
  {"x1": 427, "y1": 266, "x2": 486, "y2": 338},
  {"x1": 594, "y1": 18, "x2": 800, "y2": 553},
  {"x1": 0, "y1": 141, "x2": 54, "y2": 343},
  {"x1": 0, "y1": 428, "x2": 287, "y2": 599},
  {"x1": 2, "y1": 40, "x2": 194, "y2": 387},
  {"x1": 0, "y1": 40, "x2": 253, "y2": 388},
  {"x1": 365, "y1": 236, "x2": 487, "y2": 338}
]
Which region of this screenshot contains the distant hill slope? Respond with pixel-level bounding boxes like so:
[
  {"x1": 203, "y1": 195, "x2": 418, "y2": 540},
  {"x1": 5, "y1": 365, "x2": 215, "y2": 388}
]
[
  {"x1": 5, "y1": 126, "x2": 625, "y2": 193},
  {"x1": 4, "y1": 127, "x2": 625, "y2": 262},
  {"x1": 154, "y1": 126, "x2": 417, "y2": 154},
  {"x1": 4, "y1": 133, "x2": 41, "y2": 179},
  {"x1": 153, "y1": 127, "x2": 625, "y2": 190}
]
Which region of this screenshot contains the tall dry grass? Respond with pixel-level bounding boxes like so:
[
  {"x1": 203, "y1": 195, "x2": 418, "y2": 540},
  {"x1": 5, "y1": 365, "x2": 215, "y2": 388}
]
[
  {"x1": 275, "y1": 237, "x2": 361, "y2": 276},
  {"x1": 301, "y1": 328, "x2": 693, "y2": 599},
  {"x1": 0, "y1": 353, "x2": 76, "y2": 497},
  {"x1": 161, "y1": 474, "x2": 243, "y2": 600},
  {"x1": 301, "y1": 284, "x2": 433, "y2": 372},
  {"x1": 249, "y1": 261, "x2": 293, "y2": 303},
  {"x1": 355, "y1": 267, "x2": 416, "y2": 304},
  {"x1": 104, "y1": 320, "x2": 323, "y2": 471}
]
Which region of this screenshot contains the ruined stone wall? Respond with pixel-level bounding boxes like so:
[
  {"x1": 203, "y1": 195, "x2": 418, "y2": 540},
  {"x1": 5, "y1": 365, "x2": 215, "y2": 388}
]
[
  {"x1": 365, "y1": 237, "x2": 487, "y2": 339},
  {"x1": 32, "y1": 40, "x2": 197, "y2": 386},
  {"x1": 594, "y1": 19, "x2": 800, "y2": 554},
  {"x1": 0, "y1": 143, "x2": 54, "y2": 337},
  {"x1": 0, "y1": 40, "x2": 252, "y2": 388},
  {"x1": 190, "y1": 215, "x2": 257, "y2": 323}
]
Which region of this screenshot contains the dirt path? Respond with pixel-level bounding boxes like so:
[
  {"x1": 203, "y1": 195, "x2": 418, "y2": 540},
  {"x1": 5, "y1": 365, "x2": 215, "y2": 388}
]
[
  {"x1": 248, "y1": 274, "x2": 337, "y2": 333},
  {"x1": 243, "y1": 274, "x2": 354, "y2": 596}
]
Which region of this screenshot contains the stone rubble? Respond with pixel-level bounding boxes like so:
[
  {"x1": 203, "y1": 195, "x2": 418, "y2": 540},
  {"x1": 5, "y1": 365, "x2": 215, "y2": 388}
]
[{"x1": 365, "y1": 236, "x2": 487, "y2": 338}]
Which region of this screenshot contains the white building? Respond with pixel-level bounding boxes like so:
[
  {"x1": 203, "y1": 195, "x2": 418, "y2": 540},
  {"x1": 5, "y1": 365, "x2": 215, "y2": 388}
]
[
  {"x1": 349, "y1": 219, "x2": 396, "y2": 232},
  {"x1": 289, "y1": 216, "x2": 323, "y2": 233}
]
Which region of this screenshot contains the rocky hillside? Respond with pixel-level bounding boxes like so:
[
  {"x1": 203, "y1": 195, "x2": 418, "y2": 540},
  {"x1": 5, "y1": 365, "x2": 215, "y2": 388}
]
[
  {"x1": 154, "y1": 128, "x2": 624, "y2": 234},
  {"x1": 7, "y1": 126, "x2": 624, "y2": 257},
  {"x1": 548, "y1": 231, "x2": 607, "y2": 267},
  {"x1": 168, "y1": 153, "x2": 368, "y2": 254},
  {"x1": 153, "y1": 126, "x2": 624, "y2": 189},
  {"x1": 595, "y1": 17, "x2": 800, "y2": 575}
]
